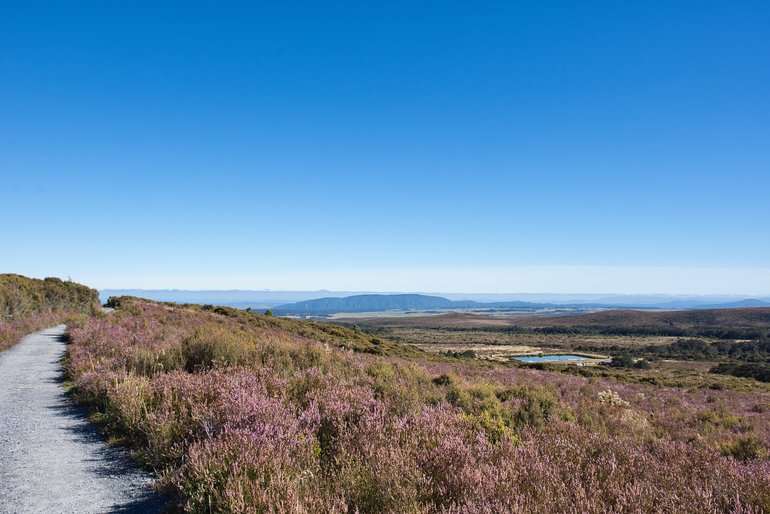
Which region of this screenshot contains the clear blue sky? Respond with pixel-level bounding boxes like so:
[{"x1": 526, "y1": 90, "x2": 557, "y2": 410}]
[{"x1": 2, "y1": 2, "x2": 769, "y2": 293}]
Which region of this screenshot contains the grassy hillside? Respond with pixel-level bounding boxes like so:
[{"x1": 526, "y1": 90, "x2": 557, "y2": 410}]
[
  {"x1": 65, "y1": 297, "x2": 770, "y2": 513},
  {"x1": 106, "y1": 296, "x2": 425, "y2": 358},
  {"x1": 0, "y1": 274, "x2": 99, "y2": 351}
]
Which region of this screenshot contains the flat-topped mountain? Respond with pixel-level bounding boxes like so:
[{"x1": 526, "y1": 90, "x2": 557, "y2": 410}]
[
  {"x1": 271, "y1": 293, "x2": 546, "y2": 315},
  {"x1": 273, "y1": 294, "x2": 462, "y2": 315}
]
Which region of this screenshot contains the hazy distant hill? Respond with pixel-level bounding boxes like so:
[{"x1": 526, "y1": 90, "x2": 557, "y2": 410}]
[
  {"x1": 272, "y1": 293, "x2": 549, "y2": 315},
  {"x1": 693, "y1": 299, "x2": 770, "y2": 309},
  {"x1": 273, "y1": 294, "x2": 460, "y2": 315}
]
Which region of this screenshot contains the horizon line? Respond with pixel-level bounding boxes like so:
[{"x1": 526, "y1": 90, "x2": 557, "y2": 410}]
[{"x1": 98, "y1": 288, "x2": 770, "y2": 298}]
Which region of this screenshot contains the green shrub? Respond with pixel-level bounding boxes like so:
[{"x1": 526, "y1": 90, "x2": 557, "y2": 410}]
[
  {"x1": 720, "y1": 435, "x2": 768, "y2": 460},
  {"x1": 183, "y1": 325, "x2": 253, "y2": 370},
  {"x1": 696, "y1": 403, "x2": 740, "y2": 430},
  {"x1": 514, "y1": 388, "x2": 557, "y2": 428}
]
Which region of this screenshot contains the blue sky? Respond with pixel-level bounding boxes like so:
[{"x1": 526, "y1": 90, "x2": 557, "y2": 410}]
[{"x1": 2, "y1": 2, "x2": 769, "y2": 293}]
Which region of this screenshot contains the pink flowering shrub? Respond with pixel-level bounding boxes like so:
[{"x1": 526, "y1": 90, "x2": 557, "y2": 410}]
[{"x1": 65, "y1": 298, "x2": 770, "y2": 512}]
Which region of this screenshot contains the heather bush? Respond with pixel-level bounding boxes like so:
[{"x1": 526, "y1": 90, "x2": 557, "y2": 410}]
[{"x1": 179, "y1": 399, "x2": 319, "y2": 513}]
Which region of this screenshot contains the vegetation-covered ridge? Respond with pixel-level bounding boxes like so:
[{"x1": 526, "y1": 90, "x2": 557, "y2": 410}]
[
  {"x1": 0, "y1": 274, "x2": 99, "y2": 351},
  {"x1": 352, "y1": 308, "x2": 770, "y2": 339},
  {"x1": 66, "y1": 297, "x2": 770, "y2": 513}
]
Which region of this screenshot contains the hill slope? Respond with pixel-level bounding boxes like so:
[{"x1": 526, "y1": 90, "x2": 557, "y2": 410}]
[{"x1": 513, "y1": 307, "x2": 770, "y2": 330}]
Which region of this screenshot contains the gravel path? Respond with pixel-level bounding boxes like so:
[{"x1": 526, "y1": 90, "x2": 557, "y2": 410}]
[{"x1": 0, "y1": 325, "x2": 170, "y2": 513}]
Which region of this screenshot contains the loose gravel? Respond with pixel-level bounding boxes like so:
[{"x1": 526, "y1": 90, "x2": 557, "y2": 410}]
[{"x1": 0, "y1": 325, "x2": 170, "y2": 513}]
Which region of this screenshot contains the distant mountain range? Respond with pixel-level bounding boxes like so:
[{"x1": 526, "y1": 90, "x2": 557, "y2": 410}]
[
  {"x1": 99, "y1": 289, "x2": 364, "y2": 309},
  {"x1": 271, "y1": 293, "x2": 770, "y2": 316},
  {"x1": 101, "y1": 290, "x2": 770, "y2": 314},
  {"x1": 682, "y1": 299, "x2": 770, "y2": 309}
]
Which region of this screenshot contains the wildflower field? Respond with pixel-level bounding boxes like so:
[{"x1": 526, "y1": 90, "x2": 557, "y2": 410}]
[{"x1": 65, "y1": 298, "x2": 770, "y2": 513}]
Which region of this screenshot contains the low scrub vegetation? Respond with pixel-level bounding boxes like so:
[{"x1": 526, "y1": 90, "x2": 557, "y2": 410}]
[
  {"x1": 595, "y1": 337, "x2": 770, "y2": 383},
  {"x1": 712, "y1": 362, "x2": 770, "y2": 383},
  {"x1": 602, "y1": 337, "x2": 770, "y2": 363},
  {"x1": 66, "y1": 298, "x2": 770, "y2": 513},
  {"x1": 0, "y1": 274, "x2": 98, "y2": 351}
]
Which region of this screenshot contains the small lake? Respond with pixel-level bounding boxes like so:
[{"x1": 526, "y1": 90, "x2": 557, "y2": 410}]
[{"x1": 514, "y1": 355, "x2": 588, "y2": 362}]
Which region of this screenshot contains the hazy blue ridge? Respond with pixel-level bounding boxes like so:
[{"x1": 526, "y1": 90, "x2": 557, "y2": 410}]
[
  {"x1": 100, "y1": 290, "x2": 770, "y2": 314},
  {"x1": 273, "y1": 294, "x2": 585, "y2": 315},
  {"x1": 273, "y1": 294, "x2": 464, "y2": 315},
  {"x1": 691, "y1": 299, "x2": 770, "y2": 309}
]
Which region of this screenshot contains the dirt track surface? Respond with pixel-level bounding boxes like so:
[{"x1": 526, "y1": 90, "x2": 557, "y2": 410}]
[{"x1": 0, "y1": 325, "x2": 169, "y2": 513}]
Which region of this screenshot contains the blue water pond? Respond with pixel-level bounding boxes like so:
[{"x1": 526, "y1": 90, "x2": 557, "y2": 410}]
[{"x1": 514, "y1": 355, "x2": 588, "y2": 362}]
